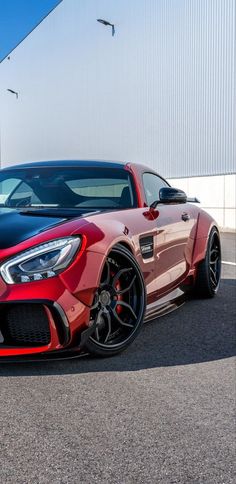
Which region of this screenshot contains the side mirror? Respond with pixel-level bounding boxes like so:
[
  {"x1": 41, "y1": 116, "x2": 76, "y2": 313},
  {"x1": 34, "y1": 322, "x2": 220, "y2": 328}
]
[{"x1": 159, "y1": 187, "x2": 187, "y2": 204}]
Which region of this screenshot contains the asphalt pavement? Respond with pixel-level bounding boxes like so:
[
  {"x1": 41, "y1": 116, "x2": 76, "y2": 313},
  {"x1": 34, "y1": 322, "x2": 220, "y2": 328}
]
[{"x1": 0, "y1": 233, "x2": 235, "y2": 484}]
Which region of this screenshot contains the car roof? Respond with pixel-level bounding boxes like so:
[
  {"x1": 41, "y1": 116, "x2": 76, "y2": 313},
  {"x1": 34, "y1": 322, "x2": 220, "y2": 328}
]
[{"x1": 3, "y1": 160, "x2": 128, "y2": 170}]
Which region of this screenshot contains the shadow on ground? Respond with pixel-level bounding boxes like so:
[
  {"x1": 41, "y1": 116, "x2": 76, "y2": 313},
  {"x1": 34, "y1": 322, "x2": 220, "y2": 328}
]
[{"x1": 0, "y1": 279, "x2": 235, "y2": 377}]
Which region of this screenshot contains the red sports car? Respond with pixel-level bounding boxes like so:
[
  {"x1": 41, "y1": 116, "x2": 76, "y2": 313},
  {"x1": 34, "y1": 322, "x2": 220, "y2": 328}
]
[{"x1": 0, "y1": 160, "x2": 221, "y2": 359}]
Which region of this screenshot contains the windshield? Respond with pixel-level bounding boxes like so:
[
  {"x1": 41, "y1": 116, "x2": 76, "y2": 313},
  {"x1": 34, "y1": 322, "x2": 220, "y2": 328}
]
[{"x1": 0, "y1": 167, "x2": 137, "y2": 211}]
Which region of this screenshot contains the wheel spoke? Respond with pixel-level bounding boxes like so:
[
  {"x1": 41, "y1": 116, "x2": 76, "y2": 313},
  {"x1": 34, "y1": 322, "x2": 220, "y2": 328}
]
[
  {"x1": 115, "y1": 300, "x2": 137, "y2": 320},
  {"x1": 101, "y1": 260, "x2": 111, "y2": 287},
  {"x1": 93, "y1": 308, "x2": 104, "y2": 341},
  {"x1": 95, "y1": 327, "x2": 100, "y2": 341},
  {"x1": 116, "y1": 275, "x2": 137, "y2": 295},
  {"x1": 210, "y1": 251, "x2": 219, "y2": 263},
  {"x1": 112, "y1": 267, "x2": 133, "y2": 288},
  {"x1": 111, "y1": 308, "x2": 134, "y2": 328},
  {"x1": 104, "y1": 311, "x2": 112, "y2": 343},
  {"x1": 210, "y1": 267, "x2": 217, "y2": 286},
  {"x1": 210, "y1": 256, "x2": 219, "y2": 266}
]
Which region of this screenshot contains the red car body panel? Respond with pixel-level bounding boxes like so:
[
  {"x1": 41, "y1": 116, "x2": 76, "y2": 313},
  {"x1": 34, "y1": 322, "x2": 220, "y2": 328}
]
[{"x1": 0, "y1": 161, "x2": 217, "y2": 358}]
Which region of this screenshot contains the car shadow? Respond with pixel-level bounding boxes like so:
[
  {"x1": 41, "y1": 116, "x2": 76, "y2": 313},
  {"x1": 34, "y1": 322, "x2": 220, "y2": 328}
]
[{"x1": 0, "y1": 279, "x2": 235, "y2": 377}]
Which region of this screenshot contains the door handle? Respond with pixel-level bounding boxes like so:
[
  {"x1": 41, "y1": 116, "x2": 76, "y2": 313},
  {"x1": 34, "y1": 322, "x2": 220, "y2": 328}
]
[{"x1": 182, "y1": 213, "x2": 190, "y2": 221}]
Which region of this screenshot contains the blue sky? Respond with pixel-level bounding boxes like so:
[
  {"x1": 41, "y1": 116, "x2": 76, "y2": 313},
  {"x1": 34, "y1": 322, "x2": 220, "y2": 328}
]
[{"x1": 0, "y1": 0, "x2": 62, "y2": 62}]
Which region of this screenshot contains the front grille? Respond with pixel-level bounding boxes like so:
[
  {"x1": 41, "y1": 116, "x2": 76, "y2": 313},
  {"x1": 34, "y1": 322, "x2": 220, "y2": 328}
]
[{"x1": 0, "y1": 304, "x2": 51, "y2": 346}]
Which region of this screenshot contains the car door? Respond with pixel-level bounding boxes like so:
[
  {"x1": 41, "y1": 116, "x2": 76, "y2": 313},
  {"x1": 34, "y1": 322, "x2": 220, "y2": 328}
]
[{"x1": 143, "y1": 172, "x2": 197, "y2": 295}]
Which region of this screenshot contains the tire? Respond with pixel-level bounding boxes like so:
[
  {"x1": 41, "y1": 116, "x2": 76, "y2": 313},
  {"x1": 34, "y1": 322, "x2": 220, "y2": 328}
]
[
  {"x1": 194, "y1": 227, "x2": 221, "y2": 298},
  {"x1": 85, "y1": 244, "x2": 146, "y2": 357}
]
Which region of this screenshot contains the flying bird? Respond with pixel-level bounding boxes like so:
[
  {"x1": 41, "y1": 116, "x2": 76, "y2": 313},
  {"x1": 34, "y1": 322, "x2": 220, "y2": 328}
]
[
  {"x1": 7, "y1": 89, "x2": 19, "y2": 99},
  {"x1": 97, "y1": 19, "x2": 115, "y2": 36}
]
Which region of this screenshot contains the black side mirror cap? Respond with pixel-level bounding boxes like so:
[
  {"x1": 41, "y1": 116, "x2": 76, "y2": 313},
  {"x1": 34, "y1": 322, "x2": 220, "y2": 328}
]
[
  {"x1": 159, "y1": 187, "x2": 187, "y2": 204},
  {"x1": 151, "y1": 187, "x2": 187, "y2": 208}
]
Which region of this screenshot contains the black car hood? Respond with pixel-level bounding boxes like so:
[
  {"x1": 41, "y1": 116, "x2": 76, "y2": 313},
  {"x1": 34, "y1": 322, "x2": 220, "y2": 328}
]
[{"x1": 0, "y1": 208, "x2": 98, "y2": 249}]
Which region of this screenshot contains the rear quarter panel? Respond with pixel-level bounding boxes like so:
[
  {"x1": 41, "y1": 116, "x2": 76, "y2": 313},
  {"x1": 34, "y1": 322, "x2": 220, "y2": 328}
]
[{"x1": 192, "y1": 208, "x2": 219, "y2": 267}]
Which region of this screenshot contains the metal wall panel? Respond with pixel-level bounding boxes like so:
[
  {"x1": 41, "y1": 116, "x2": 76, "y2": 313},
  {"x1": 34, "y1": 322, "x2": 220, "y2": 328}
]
[
  {"x1": 141, "y1": 0, "x2": 236, "y2": 177},
  {"x1": 0, "y1": 0, "x2": 235, "y2": 177}
]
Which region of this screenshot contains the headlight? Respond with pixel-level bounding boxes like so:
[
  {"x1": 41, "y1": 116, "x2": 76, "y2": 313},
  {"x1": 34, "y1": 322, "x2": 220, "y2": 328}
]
[{"x1": 0, "y1": 237, "x2": 82, "y2": 284}]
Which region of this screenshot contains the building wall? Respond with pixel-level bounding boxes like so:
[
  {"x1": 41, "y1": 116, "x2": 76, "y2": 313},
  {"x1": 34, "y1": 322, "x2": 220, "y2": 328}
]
[
  {"x1": 0, "y1": 0, "x2": 235, "y2": 227},
  {"x1": 168, "y1": 174, "x2": 236, "y2": 230}
]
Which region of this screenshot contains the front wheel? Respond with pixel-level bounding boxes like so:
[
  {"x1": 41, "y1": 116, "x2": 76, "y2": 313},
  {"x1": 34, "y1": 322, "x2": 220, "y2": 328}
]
[
  {"x1": 194, "y1": 227, "x2": 221, "y2": 298},
  {"x1": 85, "y1": 245, "x2": 146, "y2": 357}
]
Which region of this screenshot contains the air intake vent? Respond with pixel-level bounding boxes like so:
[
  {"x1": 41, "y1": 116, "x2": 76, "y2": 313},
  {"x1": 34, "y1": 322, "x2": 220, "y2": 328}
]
[
  {"x1": 140, "y1": 235, "x2": 154, "y2": 259},
  {"x1": 1, "y1": 304, "x2": 51, "y2": 346}
]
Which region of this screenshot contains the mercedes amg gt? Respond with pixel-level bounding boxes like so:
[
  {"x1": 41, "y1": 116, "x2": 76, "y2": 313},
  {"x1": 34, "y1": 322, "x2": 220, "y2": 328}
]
[{"x1": 0, "y1": 160, "x2": 221, "y2": 359}]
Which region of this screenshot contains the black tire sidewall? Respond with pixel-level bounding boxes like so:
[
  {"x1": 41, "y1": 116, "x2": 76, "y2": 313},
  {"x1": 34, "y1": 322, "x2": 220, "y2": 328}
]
[{"x1": 195, "y1": 227, "x2": 221, "y2": 298}]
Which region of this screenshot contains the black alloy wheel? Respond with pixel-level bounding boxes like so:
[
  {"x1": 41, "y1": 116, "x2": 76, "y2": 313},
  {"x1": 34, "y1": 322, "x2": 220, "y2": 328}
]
[
  {"x1": 194, "y1": 227, "x2": 221, "y2": 298},
  {"x1": 85, "y1": 244, "x2": 146, "y2": 356},
  {"x1": 209, "y1": 231, "x2": 221, "y2": 290}
]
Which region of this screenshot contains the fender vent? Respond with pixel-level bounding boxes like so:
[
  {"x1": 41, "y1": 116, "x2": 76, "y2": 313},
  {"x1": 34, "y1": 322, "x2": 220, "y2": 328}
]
[{"x1": 140, "y1": 236, "x2": 154, "y2": 259}]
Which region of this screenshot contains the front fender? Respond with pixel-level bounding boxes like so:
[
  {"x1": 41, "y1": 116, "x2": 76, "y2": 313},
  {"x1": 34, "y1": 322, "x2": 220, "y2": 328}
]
[
  {"x1": 77, "y1": 219, "x2": 135, "y2": 256},
  {"x1": 67, "y1": 221, "x2": 135, "y2": 307}
]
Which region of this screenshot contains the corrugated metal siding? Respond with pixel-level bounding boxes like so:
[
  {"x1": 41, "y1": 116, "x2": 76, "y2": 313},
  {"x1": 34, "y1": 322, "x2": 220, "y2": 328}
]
[{"x1": 141, "y1": 0, "x2": 236, "y2": 177}]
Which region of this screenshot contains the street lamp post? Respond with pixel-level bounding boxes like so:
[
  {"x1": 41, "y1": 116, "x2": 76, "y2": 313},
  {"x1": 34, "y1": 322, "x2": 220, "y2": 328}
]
[
  {"x1": 7, "y1": 88, "x2": 19, "y2": 99},
  {"x1": 97, "y1": 19, "x2": 115, "y2": 37}
]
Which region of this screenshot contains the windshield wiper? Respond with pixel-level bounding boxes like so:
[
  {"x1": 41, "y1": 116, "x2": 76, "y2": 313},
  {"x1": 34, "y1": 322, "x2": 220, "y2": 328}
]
[
  {"x1": 25, "y1": 204, "x2": 60, "y2": 208},
  {"x1": 19, "y1": 208, "x2": 101, "y2": 218}
]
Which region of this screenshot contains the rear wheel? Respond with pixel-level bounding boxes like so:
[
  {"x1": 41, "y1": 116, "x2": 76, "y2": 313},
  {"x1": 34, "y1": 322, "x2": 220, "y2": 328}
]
[
  {"x1": 85, "y1": 245, "x2": 146, "y2": 357},
  {"x1": 194, "y1": 227, "x2": 221, "y2": 298}
]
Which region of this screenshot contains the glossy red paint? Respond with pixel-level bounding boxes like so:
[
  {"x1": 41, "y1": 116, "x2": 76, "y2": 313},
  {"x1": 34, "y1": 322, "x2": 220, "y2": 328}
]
[{"x1": 0, "y1": 161, "x2": 218, "y2": 357}]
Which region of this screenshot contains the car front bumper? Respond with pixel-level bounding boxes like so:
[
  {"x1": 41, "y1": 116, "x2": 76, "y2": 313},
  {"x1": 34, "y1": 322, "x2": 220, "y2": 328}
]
[{"x1": 0, "y1": 260, "x2": 100, "y2": 358}]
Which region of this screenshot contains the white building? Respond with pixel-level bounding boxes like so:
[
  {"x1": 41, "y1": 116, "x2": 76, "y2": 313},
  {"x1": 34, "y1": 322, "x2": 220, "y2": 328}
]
[{"x1": 0, "y1": 0, "x2": 235, "y2": 229}]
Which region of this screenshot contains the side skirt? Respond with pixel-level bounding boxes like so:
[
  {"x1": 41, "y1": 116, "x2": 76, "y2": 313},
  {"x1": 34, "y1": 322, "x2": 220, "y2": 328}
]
[{"x1": 144, "y1": 288, "x2": 187, "y2": 323}]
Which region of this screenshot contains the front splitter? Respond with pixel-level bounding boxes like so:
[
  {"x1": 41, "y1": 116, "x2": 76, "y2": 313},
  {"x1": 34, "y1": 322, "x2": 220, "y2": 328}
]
[{"x1": 0, "y1": 347, "x2": 89, "y2": 363}]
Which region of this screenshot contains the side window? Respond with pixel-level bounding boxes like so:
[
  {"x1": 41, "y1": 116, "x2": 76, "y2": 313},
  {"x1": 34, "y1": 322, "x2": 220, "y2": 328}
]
[
  {"x1": 0, "y1": 178, "x2": 21, "y2": 204},
  {"x1": 143, "y1": 173, "x2": 168, "y2": 206},
  {"x1": 8, "y1": 182, "x2": 37, "y2": 207}
]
